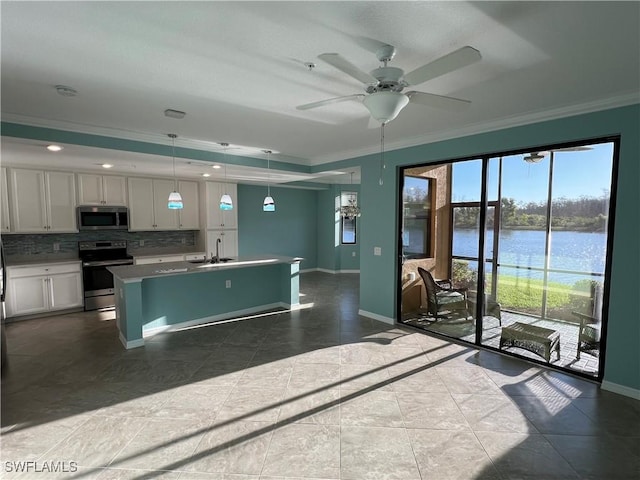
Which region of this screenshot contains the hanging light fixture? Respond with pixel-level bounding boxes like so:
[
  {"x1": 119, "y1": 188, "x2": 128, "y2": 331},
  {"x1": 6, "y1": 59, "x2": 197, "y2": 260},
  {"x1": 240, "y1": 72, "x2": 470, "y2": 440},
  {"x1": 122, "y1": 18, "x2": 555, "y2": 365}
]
[
  {"x1": 219, "y1": 142, "x2": 233, "y2": 211},
  {"x1": 339, "y1": 172, "x2": 361, "y2": 219},
  {"x1": 263, "y1": 150, "x2": 275, "y2": 212},
  {"x1": 167, "y1": 134, "x2": 183, "y2": 209},
  {"x1": 523, "y1": 152, "x2": 546, "y2": 163}
]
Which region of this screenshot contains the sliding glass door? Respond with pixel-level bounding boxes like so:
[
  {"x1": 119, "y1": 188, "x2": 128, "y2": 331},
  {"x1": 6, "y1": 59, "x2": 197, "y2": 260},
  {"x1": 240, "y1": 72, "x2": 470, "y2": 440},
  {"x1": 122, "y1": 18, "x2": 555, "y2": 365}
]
[{"x1": 399, "y1": 138, "x2": 617, "y2": 380}]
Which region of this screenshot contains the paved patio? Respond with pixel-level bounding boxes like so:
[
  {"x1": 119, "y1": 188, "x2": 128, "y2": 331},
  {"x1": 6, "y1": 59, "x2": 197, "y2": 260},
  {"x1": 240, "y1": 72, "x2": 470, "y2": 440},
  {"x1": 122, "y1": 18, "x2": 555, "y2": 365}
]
[{"x1": 402, "y1": 310, "x2": 599, "y2": 376}]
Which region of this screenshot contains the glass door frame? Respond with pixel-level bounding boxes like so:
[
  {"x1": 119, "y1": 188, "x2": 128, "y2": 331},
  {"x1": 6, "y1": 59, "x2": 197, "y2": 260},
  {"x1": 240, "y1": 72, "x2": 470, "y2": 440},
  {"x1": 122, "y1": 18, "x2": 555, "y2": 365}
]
[{"x1": 396, "y1": 136, "x2": 620, "y2": 382}]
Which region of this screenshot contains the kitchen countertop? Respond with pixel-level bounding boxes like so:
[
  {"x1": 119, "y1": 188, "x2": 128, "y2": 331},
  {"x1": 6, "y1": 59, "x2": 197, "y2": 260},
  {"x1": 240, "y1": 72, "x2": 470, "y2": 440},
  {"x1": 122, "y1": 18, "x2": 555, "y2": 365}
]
[
  {"x1": 128, "y1": 247, "x2": 206, "y2": 259},
  {"x1": 109, "y1": 255, "x2": 302, "y2": 282},
  {"x1": 5, "y1": 255, "x2": 81, "y2": 267}
]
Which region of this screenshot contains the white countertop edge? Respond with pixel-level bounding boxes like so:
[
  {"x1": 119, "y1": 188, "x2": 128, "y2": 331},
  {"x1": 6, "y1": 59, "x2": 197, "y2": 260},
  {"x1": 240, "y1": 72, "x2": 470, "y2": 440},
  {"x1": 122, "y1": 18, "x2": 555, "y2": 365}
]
[
  {"x1": 111, "y1": 255, "x2": 302, "y2": 282},
  {"x1": 6, "y1": 258, "x2": 82, "y2": 267}
]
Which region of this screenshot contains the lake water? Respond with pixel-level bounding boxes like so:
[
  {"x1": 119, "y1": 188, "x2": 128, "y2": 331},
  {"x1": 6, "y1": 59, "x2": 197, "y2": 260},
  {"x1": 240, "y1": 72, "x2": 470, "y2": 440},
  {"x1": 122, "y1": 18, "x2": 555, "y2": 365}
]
[{"x1": 452, "y1": 229, "x2": 608, "y2": 285}]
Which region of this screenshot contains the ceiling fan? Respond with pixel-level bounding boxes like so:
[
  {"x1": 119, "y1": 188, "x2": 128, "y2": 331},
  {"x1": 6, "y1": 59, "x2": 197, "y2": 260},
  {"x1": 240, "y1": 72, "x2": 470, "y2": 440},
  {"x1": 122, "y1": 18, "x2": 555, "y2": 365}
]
[
  {"x1": 523, "y1": 146, "x2": 593, "y2": 163},
  {"x1": 296, "y1": 44, "x2": 481, "y2": 124}
]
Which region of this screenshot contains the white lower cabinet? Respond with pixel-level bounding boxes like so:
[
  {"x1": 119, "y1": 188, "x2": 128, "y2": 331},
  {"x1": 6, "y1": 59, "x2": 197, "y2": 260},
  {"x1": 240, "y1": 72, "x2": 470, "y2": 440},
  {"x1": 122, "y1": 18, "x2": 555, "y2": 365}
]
[{"x1": 6, "y1": 262, "x2": 83, "y2": 317}]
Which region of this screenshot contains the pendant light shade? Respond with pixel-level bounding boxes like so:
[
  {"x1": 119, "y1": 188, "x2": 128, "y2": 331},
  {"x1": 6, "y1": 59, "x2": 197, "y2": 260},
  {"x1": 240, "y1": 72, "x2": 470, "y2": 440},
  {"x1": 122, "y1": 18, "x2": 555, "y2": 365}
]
[
  {"x1": 220, "y1": 194, "x2": 233, "y2": 210},
  {"x1": 219, "y1": 143, "x2": 233, "y2": 211},
  {"x1": 167, "y1": 134, "x2": 183, "y2": 210},
  {"x1": 168, "y1": 191, "x2": 183, "y2": 209},
  {"x1": 263, "y1": 196, "x2": 275, "y2": 212},
  {"x1": 263, "y1": 150, "x2": 275, "y2": 212}
]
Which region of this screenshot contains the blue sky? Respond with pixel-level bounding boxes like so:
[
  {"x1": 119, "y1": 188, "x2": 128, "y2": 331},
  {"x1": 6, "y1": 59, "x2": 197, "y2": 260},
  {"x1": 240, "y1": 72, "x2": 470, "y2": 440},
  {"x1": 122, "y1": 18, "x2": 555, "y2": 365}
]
[{"x1": 449, "y1": 142, "x2": 614, "y2": 204}]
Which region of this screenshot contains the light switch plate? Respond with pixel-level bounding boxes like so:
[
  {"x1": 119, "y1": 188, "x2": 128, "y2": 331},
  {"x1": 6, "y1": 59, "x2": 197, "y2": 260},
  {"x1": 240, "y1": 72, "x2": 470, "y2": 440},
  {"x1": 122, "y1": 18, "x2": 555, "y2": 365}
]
[{"x1": 374, "y1": 247, "x2": 382, "y2": 256}]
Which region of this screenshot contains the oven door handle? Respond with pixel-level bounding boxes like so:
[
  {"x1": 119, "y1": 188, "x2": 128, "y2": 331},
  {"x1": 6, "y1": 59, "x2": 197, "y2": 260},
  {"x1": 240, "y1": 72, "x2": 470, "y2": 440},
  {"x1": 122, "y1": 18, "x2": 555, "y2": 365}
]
[{"x1": 83, "y1": 260, "x2": 134, "y2": 267}]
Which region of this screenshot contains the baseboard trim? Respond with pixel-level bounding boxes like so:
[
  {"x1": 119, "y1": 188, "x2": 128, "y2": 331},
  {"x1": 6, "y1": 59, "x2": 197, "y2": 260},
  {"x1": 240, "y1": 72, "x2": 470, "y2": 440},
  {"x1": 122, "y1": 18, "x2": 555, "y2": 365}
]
[
  {"x1": 142, "y1": 302, "x2": 287, "y2": 338},
  {"x1": 358, "y1": 309, "x2": 395, "y2": 325},
  {"x1": 601, "y1": 380, "x2": 640, "y2": 400},
  {"x1": 119, "y1": 331, "x2": 145, "y2": 350},
  {"x1": 314, "y1": 268, "x2": 360, "y2": 274}
]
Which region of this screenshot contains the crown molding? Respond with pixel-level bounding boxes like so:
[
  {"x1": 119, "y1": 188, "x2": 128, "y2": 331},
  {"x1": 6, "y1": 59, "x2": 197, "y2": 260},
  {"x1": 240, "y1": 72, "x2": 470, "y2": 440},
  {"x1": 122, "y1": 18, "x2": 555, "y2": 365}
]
[
  {"x1": 0, "y1": 113, "x2": 309, "y2": 166},
  {"x1": 309, "y1": 92, "x2": 640, "y2": 165}
]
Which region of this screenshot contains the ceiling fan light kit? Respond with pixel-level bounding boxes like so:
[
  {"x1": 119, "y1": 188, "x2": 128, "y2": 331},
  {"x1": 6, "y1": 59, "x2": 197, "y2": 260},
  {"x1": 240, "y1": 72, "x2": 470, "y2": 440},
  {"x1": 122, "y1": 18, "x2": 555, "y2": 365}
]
[
  {"x1": 523, "y1": 152, "x2": 546, "y2": 163},
  {"x1": 363, "y1": 92, "x2": 410, "y2": 124}
]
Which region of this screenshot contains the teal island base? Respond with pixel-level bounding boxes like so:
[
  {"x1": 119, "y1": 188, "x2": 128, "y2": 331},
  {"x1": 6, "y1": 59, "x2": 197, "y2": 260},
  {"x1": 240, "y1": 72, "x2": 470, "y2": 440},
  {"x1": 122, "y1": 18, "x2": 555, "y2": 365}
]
[{"x1": 109, "y1": 256, "x2": 301, "y2": 348}]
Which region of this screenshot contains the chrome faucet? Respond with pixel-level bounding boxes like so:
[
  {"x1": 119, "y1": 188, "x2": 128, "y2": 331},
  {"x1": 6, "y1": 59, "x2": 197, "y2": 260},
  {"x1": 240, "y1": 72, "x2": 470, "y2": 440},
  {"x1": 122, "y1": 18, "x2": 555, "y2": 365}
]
[{"x1": 210, "y1": 238, "x2": 221, "y2": 264}]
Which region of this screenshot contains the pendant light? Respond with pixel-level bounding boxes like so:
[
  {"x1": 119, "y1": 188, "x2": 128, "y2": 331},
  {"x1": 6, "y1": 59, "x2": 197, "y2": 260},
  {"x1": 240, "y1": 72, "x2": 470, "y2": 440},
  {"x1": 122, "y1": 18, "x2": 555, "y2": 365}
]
[
  {"x1": 263, "y1": 150, "x2": 275, "y2": 212},
  {"x1": 219, "y1": 142, "x2": 233, "y2": 211},
  {"x1": 339, "y1": 172, "x2": 361, "y2": 219},
  {"x1": 167, "y1": 134, "x2": 183, "y2": 209}
]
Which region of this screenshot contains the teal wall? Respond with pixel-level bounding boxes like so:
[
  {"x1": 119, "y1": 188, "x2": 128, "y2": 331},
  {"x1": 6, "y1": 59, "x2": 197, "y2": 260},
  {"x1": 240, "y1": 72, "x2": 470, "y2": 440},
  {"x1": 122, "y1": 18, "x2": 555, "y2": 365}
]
[
  {"x1": 237, "y1": 184, "x2": 319, "y2": 269},
  {"x1": 352, "y1": 104, "x2": 640, "y2": 391},
  {"x1": 3, "y1": 105, "x2": 638, "y2": 391},
  {"x1": 317, "y1": 185, "x2": 361, "y2": 272}
]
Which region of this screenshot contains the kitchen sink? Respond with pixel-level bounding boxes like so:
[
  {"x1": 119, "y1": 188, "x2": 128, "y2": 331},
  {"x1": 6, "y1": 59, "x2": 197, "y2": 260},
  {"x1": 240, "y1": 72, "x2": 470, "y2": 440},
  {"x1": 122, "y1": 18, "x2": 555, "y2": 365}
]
[{"x1": 189, "y1": 258, "x2": 234, "y2": 265}]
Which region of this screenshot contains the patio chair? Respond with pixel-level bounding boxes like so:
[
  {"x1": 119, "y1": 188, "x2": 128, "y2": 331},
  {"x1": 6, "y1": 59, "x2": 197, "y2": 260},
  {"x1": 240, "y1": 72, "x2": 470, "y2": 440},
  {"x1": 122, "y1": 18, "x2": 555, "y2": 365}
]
[
  {"x1": 417, "y1": 267, "x2": 471, "y2": 321},
  {"x1": 572, "y1": 311, "x2": 600, "y2": 359}
]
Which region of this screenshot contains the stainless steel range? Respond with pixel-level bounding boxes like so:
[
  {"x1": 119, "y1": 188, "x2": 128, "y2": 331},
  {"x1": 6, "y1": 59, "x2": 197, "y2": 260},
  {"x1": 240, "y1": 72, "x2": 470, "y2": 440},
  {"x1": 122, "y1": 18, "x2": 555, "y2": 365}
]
[{"x1": 79, "y1": 241, "x2": 133, "y2": 311}]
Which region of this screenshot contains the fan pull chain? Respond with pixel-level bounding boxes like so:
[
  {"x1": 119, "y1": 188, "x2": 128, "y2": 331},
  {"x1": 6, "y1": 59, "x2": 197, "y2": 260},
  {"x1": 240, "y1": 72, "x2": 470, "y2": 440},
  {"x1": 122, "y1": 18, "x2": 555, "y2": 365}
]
[{"x1": 379, "y1": 122, "x2": 386, "y2": 186}]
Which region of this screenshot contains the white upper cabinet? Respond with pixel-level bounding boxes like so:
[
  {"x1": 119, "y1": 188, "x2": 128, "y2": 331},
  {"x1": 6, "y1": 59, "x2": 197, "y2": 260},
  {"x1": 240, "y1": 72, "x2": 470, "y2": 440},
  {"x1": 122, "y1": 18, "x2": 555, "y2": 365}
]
[
  {"x1": 205, "y1": 182, "x2": 237, "y2": 229},
  {"x1": 128, "y1": 177, "x2": 159, "y2": 230},
  {"x1": 1, "y1": 167, "x2": 10, "y2": 232},
  {"x1": 177, "y1": 180, "x2": 199, "y2": 230},
  {"x1": 152, "y1": 178, "x2": 178, "y2": 230},
  {"x1": 128, "y1": 177, "x2": 188, "y2": 231},
  {"x1": 10, "y1": 169, "x2": 77, "y2": 233},
  {"x1": 77, "y1": 173, "x2": 127, "y2": 206}
]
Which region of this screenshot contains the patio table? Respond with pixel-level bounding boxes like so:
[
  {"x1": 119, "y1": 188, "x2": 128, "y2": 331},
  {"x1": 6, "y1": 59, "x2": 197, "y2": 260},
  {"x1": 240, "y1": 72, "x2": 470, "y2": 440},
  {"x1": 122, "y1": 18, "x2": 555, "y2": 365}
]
[{"x1": 499, "y1": 321, "x2": 560, "y2": 362}]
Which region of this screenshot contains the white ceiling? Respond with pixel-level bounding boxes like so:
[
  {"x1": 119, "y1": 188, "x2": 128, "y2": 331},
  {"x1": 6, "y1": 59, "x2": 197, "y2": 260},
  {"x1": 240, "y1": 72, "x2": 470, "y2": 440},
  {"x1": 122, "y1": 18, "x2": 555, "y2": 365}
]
[{"x1": 1, "y1": 1, "x2": 638, "y2": 183}]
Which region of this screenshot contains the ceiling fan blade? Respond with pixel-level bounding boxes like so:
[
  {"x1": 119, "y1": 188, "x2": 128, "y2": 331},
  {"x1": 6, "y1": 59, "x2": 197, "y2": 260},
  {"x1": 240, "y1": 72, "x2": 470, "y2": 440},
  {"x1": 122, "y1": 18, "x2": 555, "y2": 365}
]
[
  {"x1": 551, "y1": 146, "x2": 593, "y2": 152},
  {"x1": 296, "y1": 94, "x2": 365, "y2": 111},
  {"x1": 318, "y1": 53, "x2": 378, "y2": 85},
  {"x1": 403, "y1": 46, "x2": 481, "y2": 86},
  {"x1": 406, "y1": 91, "x2": 471, "y2": 111}
]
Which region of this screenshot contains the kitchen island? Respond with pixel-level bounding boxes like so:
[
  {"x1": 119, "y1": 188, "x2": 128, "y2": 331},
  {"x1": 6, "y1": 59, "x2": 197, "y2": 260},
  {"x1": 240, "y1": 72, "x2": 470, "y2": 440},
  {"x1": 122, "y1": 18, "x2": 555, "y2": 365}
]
[{"x1": 109, "y1": 255, "x2": 301, "y2": 348}]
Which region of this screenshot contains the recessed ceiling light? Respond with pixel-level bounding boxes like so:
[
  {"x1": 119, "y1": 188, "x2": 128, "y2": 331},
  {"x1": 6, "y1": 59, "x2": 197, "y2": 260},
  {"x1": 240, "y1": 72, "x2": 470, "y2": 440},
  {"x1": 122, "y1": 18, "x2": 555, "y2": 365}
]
[
  {"x1": 47, "y1": 144, "x2": 63, "y2": 152},
  {"x1": 202, "y1": 173, "x2": 211, "y2": 177},
  {"x1": 55, "y1": 85, "x2": 77, "y2": 97},
  {"x1": 164, "y1": 109, "x2": 186, "y2": 119},
  {"x1": 212, "y1": 165, "x2": 222, "y2": 169},
  {"x1": 102, "y1": 164, "x2": 114, "y2": 169}
]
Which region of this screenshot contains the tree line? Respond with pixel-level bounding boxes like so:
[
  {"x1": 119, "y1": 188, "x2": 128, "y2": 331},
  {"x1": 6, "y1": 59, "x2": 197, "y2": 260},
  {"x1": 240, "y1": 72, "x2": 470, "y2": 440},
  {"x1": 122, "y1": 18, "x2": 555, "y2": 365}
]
[{"x1": 454, "y1": 194, "x2": 609, "y2": 231}]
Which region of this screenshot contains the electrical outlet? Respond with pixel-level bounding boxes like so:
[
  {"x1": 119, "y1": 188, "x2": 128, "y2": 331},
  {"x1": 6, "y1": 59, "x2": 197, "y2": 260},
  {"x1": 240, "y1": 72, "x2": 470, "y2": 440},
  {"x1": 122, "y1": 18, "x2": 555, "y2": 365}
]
[
  {"x1": 53, "y1": 243, "x2": 60, "y2": 251},
  {"x1": 139, "y1": 240, "x2": 144, "y2": 247},
  {"x1": 374, "y1": 247, "x2": 382, "y2": 256},
  {"x1": 225, "y1": 280, "x2": 231, "y2": 288},
  {"x1": 352, "y1": 251, "x2": 356, "y2": 257}
]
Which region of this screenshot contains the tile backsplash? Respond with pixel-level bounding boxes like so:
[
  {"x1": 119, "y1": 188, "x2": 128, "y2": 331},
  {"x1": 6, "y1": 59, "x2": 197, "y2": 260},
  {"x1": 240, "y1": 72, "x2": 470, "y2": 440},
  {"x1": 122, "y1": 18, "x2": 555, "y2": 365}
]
[{"x1": 2, "y1": 230, "x2": 197, "y2": 258}]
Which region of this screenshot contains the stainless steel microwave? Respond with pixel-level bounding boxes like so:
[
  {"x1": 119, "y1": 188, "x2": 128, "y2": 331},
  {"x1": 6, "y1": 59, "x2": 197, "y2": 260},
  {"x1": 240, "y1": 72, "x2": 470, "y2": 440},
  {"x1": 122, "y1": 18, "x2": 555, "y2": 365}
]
[{"x1": 77, "y1": 206, "x2": 129, "y2": 230}]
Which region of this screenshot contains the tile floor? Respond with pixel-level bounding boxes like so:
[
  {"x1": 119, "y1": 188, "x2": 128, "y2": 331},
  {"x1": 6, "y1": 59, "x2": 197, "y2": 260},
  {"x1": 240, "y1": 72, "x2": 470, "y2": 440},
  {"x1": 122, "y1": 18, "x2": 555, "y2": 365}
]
[{"x1": 1, "y1": 272, "x2": 639, "y2": 479}]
